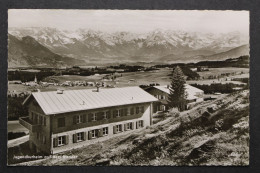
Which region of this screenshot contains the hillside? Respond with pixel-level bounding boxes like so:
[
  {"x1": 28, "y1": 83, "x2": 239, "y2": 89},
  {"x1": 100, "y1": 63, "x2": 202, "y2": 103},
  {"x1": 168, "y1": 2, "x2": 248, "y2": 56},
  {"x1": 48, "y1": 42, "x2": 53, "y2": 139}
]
[
  {"x1": 16, "y1": 90, "x2": 249, "y2": 166},
  {"x1": 9, "y1": 27, "x2": 249, "y2": 64},
  {"x1": 8, "y1": 34, "x2": 85, "y2": 68},
  {"x1": 156, "y1": 44, "x2": 249, "y2": 63}
]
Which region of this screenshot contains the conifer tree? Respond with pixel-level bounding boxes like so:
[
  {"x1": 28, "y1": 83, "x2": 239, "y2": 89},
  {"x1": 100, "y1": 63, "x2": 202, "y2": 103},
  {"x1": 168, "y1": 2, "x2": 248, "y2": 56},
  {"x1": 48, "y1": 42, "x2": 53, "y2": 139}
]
[{"x1": 167, "y1": 66, "x2": 187, "y2": 111}]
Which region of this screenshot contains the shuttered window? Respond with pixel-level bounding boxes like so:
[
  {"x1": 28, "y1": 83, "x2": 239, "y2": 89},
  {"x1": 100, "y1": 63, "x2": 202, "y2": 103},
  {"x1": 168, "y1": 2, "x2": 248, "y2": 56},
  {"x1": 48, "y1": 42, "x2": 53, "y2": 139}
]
[
  {"x1": 77, "y1": 132, "x2": 83, "y2": 141},
  {"x1": 125, "y1": 122, "x2": 133, "y2": 130},
  {"x1": 91, "y1": 130, "x2": 98, "y2": 138},
  {"x1": 92, "y1": 114, "x2": 97, "y2": 121},
  {"x1": 58, "y1": 136, "x2": 66, "y2": 146},
  {"x1": 105, "y1": 111, "x2": 110, "y2": 119},
  {"x1": 116, "y1": 124, "x2": 122, "y2": 133},
  {"x1": 103, "y1": 127, "x2": 108, "y2": 136},
  {"x1": 76, "y1": 115, "x2": 83, "y2": 124},
  {"x1": 136, "y1": 120, "x2": 144, "y2": 129},
  {"x1": 136, "y1": 107, "x2": 140, "y2": 114}
]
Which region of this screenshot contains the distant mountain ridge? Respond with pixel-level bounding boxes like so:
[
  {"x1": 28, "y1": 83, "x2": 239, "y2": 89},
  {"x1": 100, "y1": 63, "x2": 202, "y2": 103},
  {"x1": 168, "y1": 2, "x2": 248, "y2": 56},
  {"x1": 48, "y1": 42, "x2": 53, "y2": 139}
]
[
  {"x1": 156, "y1": 44, "x2": 249, "y2": 63},
  {"x1": 8, "y1": 27, "x2": 249, "y2": 65},
  {"x1": 8, "y1": 34, "x2": 85, "y2": 67}
]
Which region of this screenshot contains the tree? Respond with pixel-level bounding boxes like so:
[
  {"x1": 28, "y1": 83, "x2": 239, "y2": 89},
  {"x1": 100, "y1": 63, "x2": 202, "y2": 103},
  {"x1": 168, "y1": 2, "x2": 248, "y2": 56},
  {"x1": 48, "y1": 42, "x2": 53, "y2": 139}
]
[{"x1": 167, "y1": 66, "x2": 187, "y2": 111}]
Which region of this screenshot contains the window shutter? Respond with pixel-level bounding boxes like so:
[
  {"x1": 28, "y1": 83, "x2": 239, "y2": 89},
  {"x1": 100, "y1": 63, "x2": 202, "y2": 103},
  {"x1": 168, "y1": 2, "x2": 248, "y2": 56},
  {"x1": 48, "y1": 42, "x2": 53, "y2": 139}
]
[
  {"x1": 141, "y1": 120, "x2": 144, "y2": 127},
  {"x1": 136, "y1": 122, "x2": 139, "y2": 129},
  {"x1": 98, "y1": 112, "x2": 103, "y2": 121},
  {"x1": 65, "y1": 135, "x2": 69, "y2": 145},
  {"x1": 107, "y1": 111, "x2": 111, "y2": 119},
  {"x1": 83, "y1": 132, "x2": 87, "y2": 141},
  {"x1": 113, "y1": 110, "x2": 117, "y2": 118},
  {"x1": 113, "y1": 126, "x2": 117, "y2": 134},
  {"x1": 141, "y1": 106, "x2": 144, "y2": 113},
  {"x1": 73, "y1": 134, "x2": 77, "y2": 143},
  {"x1": 73, "y1": 116, "x2": 76, "y2": 124},
  {"x1": 124, "y1": 124, "x2": 127, "y2": 131},
  {"x1": 131, "y1": 122, "x2": 134, "y2": 130},
  {"x1": 53, "y1": 137, "x2": 58, "y2": 147},
  {"x1": 88, "y1": 113, "x2": 92, "y2": 122},
  {"x1": 98, "y1": 129, "x2": 103, "y2": 137},
  {"x1": 83, "y1": 114, "x2": 87, "y2": 123},
  {"x1": 88, "y1": 131, "x2": 92, "y2": 140}
]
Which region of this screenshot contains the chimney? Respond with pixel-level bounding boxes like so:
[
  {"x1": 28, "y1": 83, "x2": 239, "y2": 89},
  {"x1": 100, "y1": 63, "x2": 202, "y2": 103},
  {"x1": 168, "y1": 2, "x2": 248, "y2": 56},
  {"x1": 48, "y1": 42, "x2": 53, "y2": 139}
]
[
  {"x1": 167, "y1": 85, "x2": 170, "y2": 89},
  {"x1": 96, "y1": 83, "x2": 100, "y2": 92},
  {"x1": 37, "y1": 89, "x2": 41, "y2": 92},
  {"x1": 57, "y1": 89, "x2": 64, "y2": 94}
]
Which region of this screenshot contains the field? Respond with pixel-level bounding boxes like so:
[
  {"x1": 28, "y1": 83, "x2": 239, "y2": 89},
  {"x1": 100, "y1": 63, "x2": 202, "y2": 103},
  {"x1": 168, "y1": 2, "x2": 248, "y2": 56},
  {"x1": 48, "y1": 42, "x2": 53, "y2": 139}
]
[
  {"x1": 197, "y1": 67, "x2": 249, "y2": 77},
  {"x1": 8, "y1": 67, "x2": 249, "y2": 93}
]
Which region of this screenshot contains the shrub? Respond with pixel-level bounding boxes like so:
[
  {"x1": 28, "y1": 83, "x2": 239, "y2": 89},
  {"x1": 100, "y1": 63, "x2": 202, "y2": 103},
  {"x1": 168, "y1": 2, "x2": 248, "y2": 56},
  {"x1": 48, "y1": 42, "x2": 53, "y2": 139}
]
[{"x1": 167, "y1": 108, "x2": 180, "y2": 118}]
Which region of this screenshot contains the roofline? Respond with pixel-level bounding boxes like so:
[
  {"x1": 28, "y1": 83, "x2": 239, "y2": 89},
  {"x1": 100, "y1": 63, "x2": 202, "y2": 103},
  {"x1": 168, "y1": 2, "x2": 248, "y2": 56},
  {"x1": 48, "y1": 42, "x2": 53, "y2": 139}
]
[
  {"x1": 44, "y1": 100, "x2": 159, "y2": 115},
  {"x1": 22, "y1": 93, "x2": 33, "y2": 106}
]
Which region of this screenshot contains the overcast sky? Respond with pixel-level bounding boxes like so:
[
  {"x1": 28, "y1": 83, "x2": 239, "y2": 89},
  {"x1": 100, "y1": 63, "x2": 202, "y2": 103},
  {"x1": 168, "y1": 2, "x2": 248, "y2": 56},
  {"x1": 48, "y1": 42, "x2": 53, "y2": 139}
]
[{"x1": 8, "y1": 10, "x2": 249, "y2": 34}]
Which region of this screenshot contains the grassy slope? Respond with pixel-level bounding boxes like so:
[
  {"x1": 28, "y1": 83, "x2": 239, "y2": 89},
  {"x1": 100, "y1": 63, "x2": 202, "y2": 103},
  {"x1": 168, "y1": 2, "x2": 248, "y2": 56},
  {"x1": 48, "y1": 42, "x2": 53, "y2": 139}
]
[{"x1": 17, "y1": 90, "x2": 249, "y2": 166}]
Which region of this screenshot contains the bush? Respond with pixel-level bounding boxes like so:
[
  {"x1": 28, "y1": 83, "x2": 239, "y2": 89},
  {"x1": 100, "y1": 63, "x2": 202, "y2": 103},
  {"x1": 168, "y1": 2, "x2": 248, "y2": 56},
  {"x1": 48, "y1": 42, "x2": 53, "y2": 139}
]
[{"x1": 167, "y1": 108, "x2": 180, "y2": 118}]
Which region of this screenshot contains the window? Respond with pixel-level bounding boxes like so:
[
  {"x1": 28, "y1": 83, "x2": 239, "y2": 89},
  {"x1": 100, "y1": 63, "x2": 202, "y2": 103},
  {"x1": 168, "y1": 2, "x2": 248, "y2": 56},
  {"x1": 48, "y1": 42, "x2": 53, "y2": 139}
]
[
  {"x1": 103, "y1": 127, "x2": 108, "y2": 136},
  {"x1": 116, "y1": 110, "x2": 120, "y2": 117},
  {"x1": 91, "y1": 129, "x2": 98, "y2": 138},
  {"x1": 92, "y1": 114, "x2": 97, "y2": 121},
  {"x1": 138, "y1": 120, "x2": 143, "y2": 127},
  {"x1": 104, "y1": 111, "x2": 109, "y2": 119},
  {"x1": 76, "y1": 115, "x2": 83, "y2": 124},
  {"x1": 116, "y1": 124, "x2": 122, "y2": 132},
  {"x1": 130, "y1": 107, "x2": 134, "y2": 115},
  {"x1": 136, "y1": 120, "x2": 144, "y2": 129},
  {"x1": 77, "y1": 132, "x2": 84, "y2": 142},
  {"x1": 125, "y1": 122, "x2": 133, "y2": 130},
  {"x1": 58, "y1": 136, "x2": 66, "y2": 146},
  {"x1": 58, "y1": 117, "x2": 65, "y2": 127}
]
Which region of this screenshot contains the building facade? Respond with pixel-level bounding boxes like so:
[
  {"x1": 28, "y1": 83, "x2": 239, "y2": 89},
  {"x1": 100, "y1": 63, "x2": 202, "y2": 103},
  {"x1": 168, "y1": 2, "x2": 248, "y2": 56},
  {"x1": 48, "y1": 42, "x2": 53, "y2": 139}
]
[
  {"x1": 19, "y1": 87, "x2": 158, "y2": 154},
  {"x1": 145, "y1": 84, "x2": 204, "y2": 112}
]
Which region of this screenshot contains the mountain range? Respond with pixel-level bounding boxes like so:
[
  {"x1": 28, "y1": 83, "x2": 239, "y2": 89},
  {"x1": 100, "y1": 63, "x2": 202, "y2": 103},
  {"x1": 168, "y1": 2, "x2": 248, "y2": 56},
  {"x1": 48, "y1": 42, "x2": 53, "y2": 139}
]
[
  {"x1": 8, "y1": 27, "x2": 249, "y2": 67},
  {"x1": 8, "y1": 34, "x2": 85, "y2": 67}
]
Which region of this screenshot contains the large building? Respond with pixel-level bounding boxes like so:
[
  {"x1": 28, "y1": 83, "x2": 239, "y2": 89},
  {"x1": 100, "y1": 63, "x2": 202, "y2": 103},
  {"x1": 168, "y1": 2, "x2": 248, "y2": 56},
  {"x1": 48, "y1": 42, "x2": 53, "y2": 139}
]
[
  {"x1": 145, "y1": 84, "x2": 204, "y2": 112},
  {"x1": 19, "y1": 87, "x2": 158, "y2": 154}
]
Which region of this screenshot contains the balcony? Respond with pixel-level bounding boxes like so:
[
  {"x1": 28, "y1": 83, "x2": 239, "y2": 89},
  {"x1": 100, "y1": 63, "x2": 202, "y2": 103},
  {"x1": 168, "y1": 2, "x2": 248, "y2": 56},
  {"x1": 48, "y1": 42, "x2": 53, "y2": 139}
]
[{"x1": 19, "y1": 116, "x2": 41, "y2": 132}]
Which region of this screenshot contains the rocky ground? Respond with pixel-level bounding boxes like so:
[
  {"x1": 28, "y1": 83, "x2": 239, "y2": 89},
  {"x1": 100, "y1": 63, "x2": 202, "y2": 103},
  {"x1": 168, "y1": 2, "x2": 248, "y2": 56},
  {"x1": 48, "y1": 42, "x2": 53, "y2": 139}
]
[{"x1": 15, "y1": 90, "x2": 249, "y2": 166}]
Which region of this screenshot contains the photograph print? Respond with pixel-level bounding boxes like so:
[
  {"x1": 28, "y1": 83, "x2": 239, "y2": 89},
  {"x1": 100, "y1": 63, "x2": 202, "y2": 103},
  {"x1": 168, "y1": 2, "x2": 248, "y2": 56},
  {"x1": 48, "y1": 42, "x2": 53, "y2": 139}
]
[{"x1": 7, "y1": 10, "x2": 249, "y2": 166}]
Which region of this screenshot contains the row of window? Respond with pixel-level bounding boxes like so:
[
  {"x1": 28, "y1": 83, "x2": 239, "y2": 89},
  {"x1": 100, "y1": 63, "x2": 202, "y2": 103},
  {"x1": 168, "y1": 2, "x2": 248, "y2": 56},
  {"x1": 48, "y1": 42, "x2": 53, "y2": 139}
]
[
  {"x1": 154, "y1": 95, "x2": 166, "y2": 100},
  {"x1": 31, "y1": 112, "x2": 46, "y2": 126},
  {"x1": 53, "y1": 120, "x2": 144, "y2": 147},
  {"x1": 58, "y1": 106, "x2": 145, "y2": 128}
]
